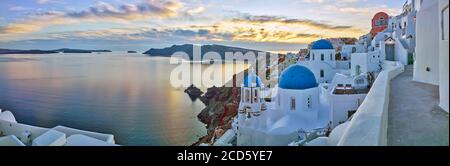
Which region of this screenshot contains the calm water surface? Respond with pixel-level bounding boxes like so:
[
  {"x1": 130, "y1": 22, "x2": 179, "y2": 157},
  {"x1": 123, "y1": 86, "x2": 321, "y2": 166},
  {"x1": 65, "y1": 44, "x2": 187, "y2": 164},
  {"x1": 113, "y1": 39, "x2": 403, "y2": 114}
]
[{"x1": 0, "y1": 52, "x2": 245, "y2": 145}]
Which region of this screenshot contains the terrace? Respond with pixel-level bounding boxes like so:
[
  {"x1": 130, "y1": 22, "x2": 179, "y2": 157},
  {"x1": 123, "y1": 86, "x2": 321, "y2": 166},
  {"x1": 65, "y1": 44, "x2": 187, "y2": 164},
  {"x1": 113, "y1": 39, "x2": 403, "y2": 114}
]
[{"x1": 387, "y1": 65, "x2": 449, "y2": 146}]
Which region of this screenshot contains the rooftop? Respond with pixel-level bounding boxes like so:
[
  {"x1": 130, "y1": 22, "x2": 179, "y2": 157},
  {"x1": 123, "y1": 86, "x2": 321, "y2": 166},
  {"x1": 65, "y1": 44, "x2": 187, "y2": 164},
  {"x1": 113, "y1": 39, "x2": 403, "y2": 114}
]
[{"x1": 387, "y1": 65, "x2": 449, "y2": 146}]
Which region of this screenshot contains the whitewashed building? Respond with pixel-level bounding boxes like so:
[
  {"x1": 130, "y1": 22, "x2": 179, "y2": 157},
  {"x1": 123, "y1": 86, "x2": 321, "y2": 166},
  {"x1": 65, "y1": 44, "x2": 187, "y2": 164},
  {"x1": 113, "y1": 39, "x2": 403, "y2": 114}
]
[
  {"x1": 414, "y1": 0, "x2": 449, "y2": 112},
  {"x1": 299, "y1": 39, "x2": 350, "y2": 83},
  {"x1": 0, "y1": 109, "x2": 118, "y2": 146}
]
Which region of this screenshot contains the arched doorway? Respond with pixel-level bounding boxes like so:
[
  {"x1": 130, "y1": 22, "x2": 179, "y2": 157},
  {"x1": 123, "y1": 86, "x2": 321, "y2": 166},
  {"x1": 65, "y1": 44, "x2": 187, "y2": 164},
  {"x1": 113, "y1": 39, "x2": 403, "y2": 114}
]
[{"x1": 385, "y1": 37, "x2": 395, "y2": 61}]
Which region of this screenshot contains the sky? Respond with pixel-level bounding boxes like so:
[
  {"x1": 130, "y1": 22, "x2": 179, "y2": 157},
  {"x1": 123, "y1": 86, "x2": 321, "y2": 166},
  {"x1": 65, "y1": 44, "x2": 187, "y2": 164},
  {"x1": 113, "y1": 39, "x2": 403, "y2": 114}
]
[{"x1": 0, "y1": 0, "x2": 406, "y2": 52}]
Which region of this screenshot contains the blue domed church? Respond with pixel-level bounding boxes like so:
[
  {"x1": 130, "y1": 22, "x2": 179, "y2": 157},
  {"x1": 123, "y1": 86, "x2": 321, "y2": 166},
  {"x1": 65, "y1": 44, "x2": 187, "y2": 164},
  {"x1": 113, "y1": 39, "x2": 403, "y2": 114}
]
[
  {"x1": 298, "y1": 39, "x2": 339, "y2": 83},
  {"x1": 235, "y1": 64, "x2": 329, "y2": 146}
]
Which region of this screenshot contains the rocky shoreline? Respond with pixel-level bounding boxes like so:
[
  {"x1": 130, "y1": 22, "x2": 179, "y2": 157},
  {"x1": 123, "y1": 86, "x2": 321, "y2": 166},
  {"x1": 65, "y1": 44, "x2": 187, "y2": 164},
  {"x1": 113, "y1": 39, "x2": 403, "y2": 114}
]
[{"x1": 190, "y1": 76, "x2": 241, "y2": 146}]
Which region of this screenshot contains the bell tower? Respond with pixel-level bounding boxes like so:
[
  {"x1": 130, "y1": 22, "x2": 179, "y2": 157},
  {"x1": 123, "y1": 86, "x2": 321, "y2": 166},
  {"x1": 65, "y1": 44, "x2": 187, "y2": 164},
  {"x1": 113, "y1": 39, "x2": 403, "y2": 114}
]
[{"x1": 238, "y1": 68, "x2": 265, "y2": 125}]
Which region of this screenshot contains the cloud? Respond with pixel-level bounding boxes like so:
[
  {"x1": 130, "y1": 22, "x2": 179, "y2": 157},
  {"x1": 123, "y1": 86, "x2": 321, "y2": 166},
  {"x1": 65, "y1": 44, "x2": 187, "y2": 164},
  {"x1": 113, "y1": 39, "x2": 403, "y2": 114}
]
[
  {"x1": 8, "y1": 6, "x2": 27, "y2": 11},
  {"x1": 187, "y1": 6, "x2": 206, "y2": 15},
  {"x1": 1, "y1": 0, "x2": 184, "y2": 34},
  {"x1": 302, "y1": 0, "x2": 359, "y2": 5},
  {"x1": 1, "y1": 1, "x2": 365, "y2": 45},
  {"x1": 66, "y1": 1, "x2": 182, "y2": 20},
  {"x1": 0, "y1": 11, "x2": 68, "y2": 34},
  {"x1": 335, "y1": 6, "x2": 400, "y2": 16},
  {"x1": 232, "y1": 15, "x2": 355, "y2": 30},
  {"x1": 227, "y1": 27, "x2": 322, "y2": 43},
  {"x1": 302, "y1": 0, "x2": 400, "y2": 16},
  {"x1": 36, "y1": 0, "x2": 63, "y2": 4},
  {"x1": 218, "y1": 14, "x2": 364, "y2": 43}
]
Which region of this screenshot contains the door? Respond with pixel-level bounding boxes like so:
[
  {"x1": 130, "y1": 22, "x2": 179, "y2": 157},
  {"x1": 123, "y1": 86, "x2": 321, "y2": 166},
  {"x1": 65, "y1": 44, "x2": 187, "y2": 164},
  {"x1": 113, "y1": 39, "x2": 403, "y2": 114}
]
[{"x1": 385, "y1": 43, "x2": 395, "y2": 61}]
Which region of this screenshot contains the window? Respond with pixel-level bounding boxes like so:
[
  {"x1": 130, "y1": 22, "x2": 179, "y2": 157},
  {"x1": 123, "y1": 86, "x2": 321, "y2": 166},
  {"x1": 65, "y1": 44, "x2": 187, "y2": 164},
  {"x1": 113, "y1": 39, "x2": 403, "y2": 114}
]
[
  {"x1": 307, "y1": 96, "x2": 311, "y2": 108},
  {"x1": 321, "y1": 54, "x2": 324, "y2": 61},
  {"x1": 312, "y1": 53, "x2": 315, "y2": 60},
  {"x1": 253, "y1": 89, "x2": 258, "y2": 103},
  {"x1": 245, "y1": 90, "x2": 250, "y2": 102},
  {"x1": 320, "y1": 70, "x2": 324, "y2": 78},
  {"x1": 330, "y1": 54, "x2": 332, "y2": 60},
  {"x1": 290, "y1": 97, "x2": 296, "y2": 110}
]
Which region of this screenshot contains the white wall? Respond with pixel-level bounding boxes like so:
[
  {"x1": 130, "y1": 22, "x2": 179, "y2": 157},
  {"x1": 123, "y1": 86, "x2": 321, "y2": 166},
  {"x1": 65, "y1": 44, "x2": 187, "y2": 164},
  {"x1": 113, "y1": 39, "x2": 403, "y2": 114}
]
[
  {"x1": 336, "y1": 61, "x2": 351, "y2": 70},
  {"x1": 0, "y1": 120, "x2": 50, "y2": 144},
  {"x1": 372, "y1": 32, "x2": 385, "y2": 48},
  {"x1": 331, "y1": 73, "x2": 354, "y2": 87},
  {"x1": 0, "y1": 111, "x2": 17, "y2": 123},
  {"x1": 330, "y1": 93, "x2": 367, "y2": 127},
  {"x1": 341, "y1": 45, "x2": 355, "y2": 58},
  {"x1": 414, "y1": 0, "x2": 440, "y2": 85},
  {"x1": 276, "y1": 87, "x2": 319, "y2": 121},
  {"x1": 367, "y1": 50, "x2": 383, "y2": 72},
  {"x1": 237, "y1": 124, "x2": 297, "y2": 146},
  {"x1": 394, "y1": 37, "x2": 409, "y2": 65},
  {"x1": 298, "y1": 61, "x2": 337, "y2": 83},
  {"x1": 439, "y1": 0, "x2": 449, "y2": 112},
  {"x1": 351, "y1": 53, "x2": 368, "y2": 76},
  {"x1": 52, "y1": 126, "x2": 115, "y2": 144},
  {"x1": 351, "y1": 51, "x2": 381, "y2": 76},
  {"x1": 310, "y1": 49, "x2": 336, "y2": 62}
]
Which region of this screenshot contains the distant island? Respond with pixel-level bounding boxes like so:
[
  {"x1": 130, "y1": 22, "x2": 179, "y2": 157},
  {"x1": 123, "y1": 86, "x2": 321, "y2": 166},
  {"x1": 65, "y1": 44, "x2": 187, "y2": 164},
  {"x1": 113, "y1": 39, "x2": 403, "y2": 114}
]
[
  {"x1": 143, "y1": 44, "x2": 270, "y2": 60},
  {"x1": 0, "y1": 48, "x2": 112, "y2": 54},
  {"x1": 127, "y1": 51, "x2": 137, "y2": 53},
  {"x1": 0, "y1": 49, "x2": 58, "y2": 54},
  {"x1": 52, "y1": 48, "x2": 112, "y2": 53}
]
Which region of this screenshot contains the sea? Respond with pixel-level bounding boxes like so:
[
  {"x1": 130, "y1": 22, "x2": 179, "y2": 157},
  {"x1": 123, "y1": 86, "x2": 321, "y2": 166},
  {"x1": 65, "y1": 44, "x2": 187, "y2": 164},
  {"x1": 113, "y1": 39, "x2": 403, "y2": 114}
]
[{"x1": 0, "y1": 52, "x2": 247, "y2": 145}]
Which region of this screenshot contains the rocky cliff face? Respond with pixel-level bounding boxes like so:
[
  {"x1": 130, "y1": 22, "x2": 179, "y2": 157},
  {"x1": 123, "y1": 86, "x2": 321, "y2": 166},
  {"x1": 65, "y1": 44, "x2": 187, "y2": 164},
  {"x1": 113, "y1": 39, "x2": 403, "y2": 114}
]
[{"x1": 191, "y1": 85, "x2": 240, "y2": 146}]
